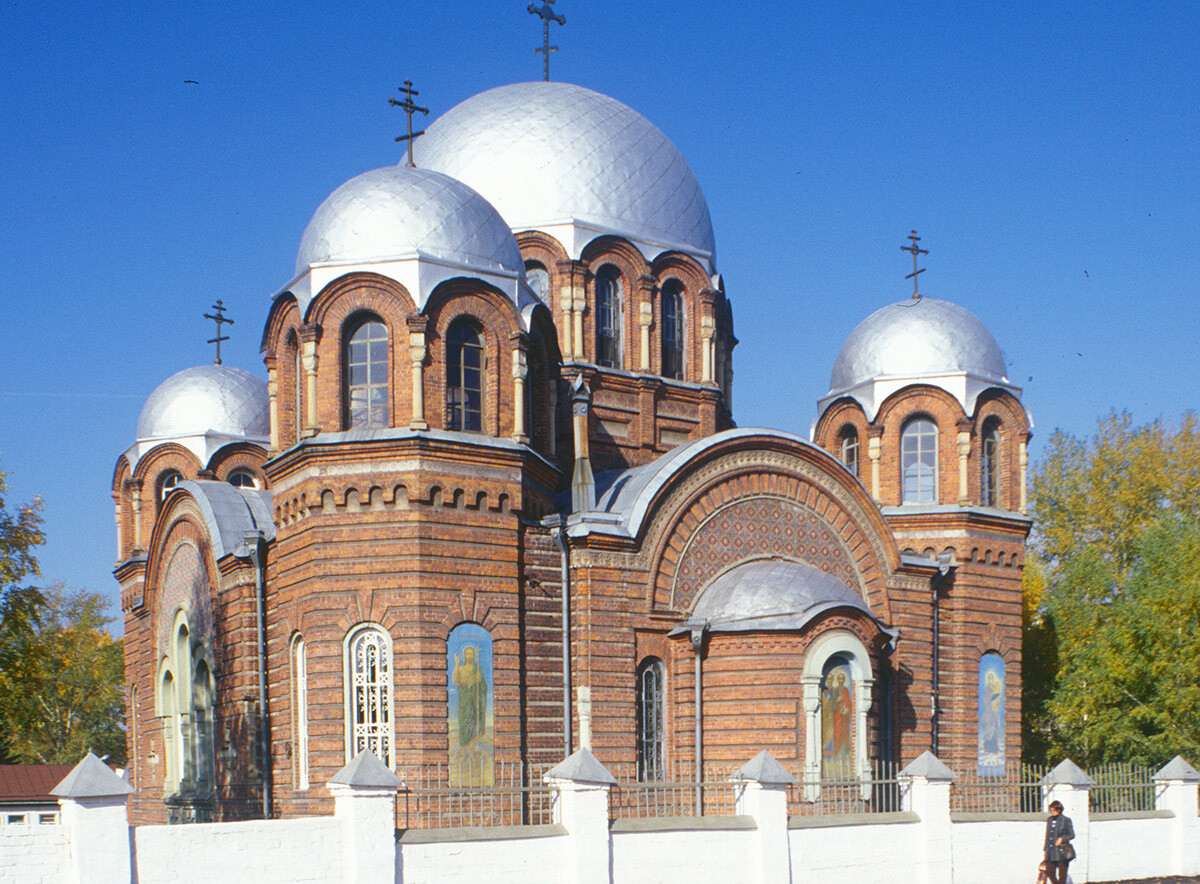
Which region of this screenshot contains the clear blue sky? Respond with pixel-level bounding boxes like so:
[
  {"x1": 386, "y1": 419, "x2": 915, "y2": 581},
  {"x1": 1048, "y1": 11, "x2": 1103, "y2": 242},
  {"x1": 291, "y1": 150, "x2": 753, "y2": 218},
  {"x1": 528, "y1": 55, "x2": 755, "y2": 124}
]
[{"x1": 2, "y1": 2, "x2": 1198, "y2": 617}]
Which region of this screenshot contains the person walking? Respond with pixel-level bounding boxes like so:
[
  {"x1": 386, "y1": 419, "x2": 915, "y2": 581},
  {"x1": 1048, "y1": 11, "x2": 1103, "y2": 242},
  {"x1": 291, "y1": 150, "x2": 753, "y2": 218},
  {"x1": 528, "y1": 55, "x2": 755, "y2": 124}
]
[{"x1": 1043, "y1": 799, "x2": 1076, "y2": 884}]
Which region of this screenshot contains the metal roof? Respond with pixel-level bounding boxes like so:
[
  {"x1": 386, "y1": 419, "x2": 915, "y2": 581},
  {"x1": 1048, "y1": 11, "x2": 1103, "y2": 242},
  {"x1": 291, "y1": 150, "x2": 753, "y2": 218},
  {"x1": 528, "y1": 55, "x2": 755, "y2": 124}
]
[
  {"x1": 415, "y1": 82, "x2": 716, "y2": 267},
  {"x1": 0, "y1": 764, "x2": 74, "y2": 803},
  {"x1": 137, "y1": 365, "x2": 269, "y2": 444}
]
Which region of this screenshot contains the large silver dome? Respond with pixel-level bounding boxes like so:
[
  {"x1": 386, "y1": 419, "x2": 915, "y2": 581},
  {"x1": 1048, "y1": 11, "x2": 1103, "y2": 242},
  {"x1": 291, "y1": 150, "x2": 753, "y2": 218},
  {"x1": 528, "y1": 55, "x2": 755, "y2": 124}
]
[
  {"x1": 414, "y1": 82, "x2": 716, "y2": 262},
  {"x1": 830, "y1": 297, "x2": 1008, "y2": 391},
  {"x1": 137, "y1": 365, "x2": 269, "y2": 443},
  {"x1": 295, "y1": 165, "x2": 524, "y2": 277}
]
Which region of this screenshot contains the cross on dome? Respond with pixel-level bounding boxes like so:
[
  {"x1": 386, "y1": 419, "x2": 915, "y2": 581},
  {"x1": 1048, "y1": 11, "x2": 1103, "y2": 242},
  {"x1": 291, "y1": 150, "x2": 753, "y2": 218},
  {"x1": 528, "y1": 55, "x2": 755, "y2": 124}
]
[
  {"x1": 901, "y1": 229, "x2": 929, "y2": 299},
  {"x1": 203, "y1": 300, "x2": 233, "y2": 365},
  {"x1": 527, "y1": 0, "x2": 566, "y2": 82},
  {"x1": 389, "y1": 80, "x2": 430, "y2": 168}
]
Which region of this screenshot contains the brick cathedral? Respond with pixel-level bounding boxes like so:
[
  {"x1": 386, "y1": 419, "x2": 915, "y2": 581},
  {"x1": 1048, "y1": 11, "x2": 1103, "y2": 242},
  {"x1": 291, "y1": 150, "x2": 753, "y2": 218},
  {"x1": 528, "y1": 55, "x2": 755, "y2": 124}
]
[{"x1": 111, "y1": 81, "x2": 1031, "y2": 824}]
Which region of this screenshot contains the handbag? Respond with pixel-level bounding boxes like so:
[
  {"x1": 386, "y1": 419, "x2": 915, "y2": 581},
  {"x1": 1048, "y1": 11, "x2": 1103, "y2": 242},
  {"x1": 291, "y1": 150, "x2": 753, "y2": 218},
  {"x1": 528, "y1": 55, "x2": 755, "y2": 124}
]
[{"x1": 1060, "y1": 842, "x2": 1076, "y2": 862}]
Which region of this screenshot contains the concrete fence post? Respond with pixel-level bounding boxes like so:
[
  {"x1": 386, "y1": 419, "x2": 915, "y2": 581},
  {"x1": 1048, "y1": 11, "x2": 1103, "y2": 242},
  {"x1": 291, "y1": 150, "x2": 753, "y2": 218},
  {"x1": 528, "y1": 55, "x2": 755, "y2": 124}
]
[
  {"x1": 732, "y1": 750, "x2": 795, "y2": 884},
  {"x1": 544, "y1": 748, "x2": 616, "y2": 884},
  {"x1": 898, "y1": 751, "x2": 955, "y2": 884},
  {"x1": 329, "y1": 750, "x2": 403, "y2": 884},
  {"x1": 1041, "y1": 759, "x2": 1093, "y2": 884},
  {"x1": 1155, "y1": 756, "x2": 1200, "y2": 876},
  {"x1": 51, "y1": 752, "x2": 134, "y2": 884}
]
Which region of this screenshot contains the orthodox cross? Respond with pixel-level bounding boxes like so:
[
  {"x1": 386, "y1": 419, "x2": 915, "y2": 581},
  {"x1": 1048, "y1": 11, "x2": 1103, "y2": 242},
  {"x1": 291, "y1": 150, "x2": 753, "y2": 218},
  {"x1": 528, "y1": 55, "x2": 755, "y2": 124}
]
[
  {"x1": 389, "y1": 80, "x2": 429, "y2": 168},
  {"x1": 900, "y1": 229, "x2": 929, "y2": 299},
  {"x1": 527, "y1": 0, "x2": 566, "y2": 82},
  {"x1": 204, "y1": 300, "x2": 234, "y2": 365}
]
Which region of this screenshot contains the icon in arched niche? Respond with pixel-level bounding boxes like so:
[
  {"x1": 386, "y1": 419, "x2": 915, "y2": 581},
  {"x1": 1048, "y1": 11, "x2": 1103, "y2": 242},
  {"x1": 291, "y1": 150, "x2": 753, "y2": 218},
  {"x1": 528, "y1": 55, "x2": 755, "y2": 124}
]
[
  {"x1": 447, "y1": 623, "x2": 494, "y2": 786},
  {"x1": 821, "y1": 656, "x2": 854, "y2": 778},
  {"x1": 977, "y1": 653, "x2": 1005, "y2": 776}
]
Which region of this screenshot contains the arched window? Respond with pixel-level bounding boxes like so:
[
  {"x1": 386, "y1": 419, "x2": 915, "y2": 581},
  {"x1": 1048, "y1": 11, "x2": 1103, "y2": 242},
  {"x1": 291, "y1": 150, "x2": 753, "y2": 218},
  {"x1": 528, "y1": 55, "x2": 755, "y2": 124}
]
[
  {"x1": 901, "y1": 417, "x2": 938, "y2": 503},
  {"x1": 636, "y1": 658, "x2": 665, "y2": 782},
  {"x1": 192, "y1": 660, "x2": 214, "y2": 790},
  {"x1": 228, "y1": 469, "x2": 257, "y2": 489},
  {"x1": 801, "y1": 631, "x2": 874, "y2": 796},
  {"x1": 525, "y1": 261, "x2": 550, "y2": 302},
  {"x1": 159, "y1": 470, "x2": 182, "y2": 501},
  {"x1": 839, "y1": 427, "x2": 859, "y2": 477},
  {"x1": 293, "y1": 337, "x2": 304, "y2": 444},
  {"x1": 446, "y1": 319, "x2": 484, "y2": 433},
  {"x1": 346, "y1": 626, "x2": 393, "y2": 766},
  {"x1": 660, "y1": 280, "x2": 685, "y2": 380},
  {"x1": 595, "y1": 265, "x2": 623, "y2": 368},
  {"x1": 345, "y1": 318, "x2": 389, "y2": 429},
  {"x1": 980, "y1": 419, "x2": 1000, "y2": 507},
  {"x1": 293, "y1": 636, "x2": 309, "y2": 789},
  {"x1": 160, "y1": 669, "x2": 179, "y2": 792}
]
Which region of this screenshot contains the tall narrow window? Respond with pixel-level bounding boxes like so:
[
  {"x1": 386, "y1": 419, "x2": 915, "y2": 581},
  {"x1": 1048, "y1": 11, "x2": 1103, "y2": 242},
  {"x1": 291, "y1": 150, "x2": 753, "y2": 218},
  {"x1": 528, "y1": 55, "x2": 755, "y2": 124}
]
[
  {"x1": 446, "y1": 319, "x2": 484, "y2": 432},
  {"x1": 595, "y1": 266, "x2": 623, "y2": 368},
  {"x1": 347, "y1": 626, "x2": 392, "y2": 766},
  {"x1": 161, "y1": 670, "x2": 179, "y2": 791},
  {"x1": 839, "y1": 427, "x2": 859, "y2": 477},
  {"x1": 345, "y1": 319, "x2": 389, "y2": 429},
  {"x1": 192, "y1": 661, "x2": 214, "y2": 791},
  {"x1": 293, "y1": 636, "x2": 309, "y2": 789},
  {"x1": 901, "y1": 417, "x2": 938, "y2": 504},
  {"x1": 980, "y1": 419, "x2": 999, "y2": 507},
  {"x1": 294, "y1": 340, "x2": 304, "y2": 444},
  {"x1": 660, "y1": 280, "x2": 684, "y2": 379},
  {"x1": 636, "y1": 658, "x2": 665, "y2": 781},
  {"x1": 525, "y1": 261, "x2": 550, "y2": 302}
]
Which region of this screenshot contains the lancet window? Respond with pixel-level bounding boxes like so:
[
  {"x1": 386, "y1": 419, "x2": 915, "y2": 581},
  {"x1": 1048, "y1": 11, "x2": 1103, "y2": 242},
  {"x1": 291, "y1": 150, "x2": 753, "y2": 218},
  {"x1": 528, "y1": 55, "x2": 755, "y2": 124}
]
[
  {"x1": 636, "y1": 658, "x2": 665, "y2": 781},
  {"x1": 346, "y1": 626, "x2": 393, "y2": 766}
]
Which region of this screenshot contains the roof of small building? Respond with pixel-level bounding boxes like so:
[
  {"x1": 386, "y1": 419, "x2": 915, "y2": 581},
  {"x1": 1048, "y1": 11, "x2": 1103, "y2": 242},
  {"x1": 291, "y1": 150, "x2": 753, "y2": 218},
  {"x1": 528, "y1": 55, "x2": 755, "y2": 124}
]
[
  {"x1": 415, "y1": 82, "x2": 716, "y2": 266},
  {"x1": 0, "y1": 764, "x2": 75, "y2": 803}
]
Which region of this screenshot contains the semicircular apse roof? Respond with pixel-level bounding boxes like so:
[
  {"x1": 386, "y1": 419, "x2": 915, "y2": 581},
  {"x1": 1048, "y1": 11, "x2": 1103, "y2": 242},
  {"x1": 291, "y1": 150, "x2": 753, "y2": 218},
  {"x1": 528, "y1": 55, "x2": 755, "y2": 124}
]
[{"x1": 414, "y1": 82, "x2": 716, "y2": 262}]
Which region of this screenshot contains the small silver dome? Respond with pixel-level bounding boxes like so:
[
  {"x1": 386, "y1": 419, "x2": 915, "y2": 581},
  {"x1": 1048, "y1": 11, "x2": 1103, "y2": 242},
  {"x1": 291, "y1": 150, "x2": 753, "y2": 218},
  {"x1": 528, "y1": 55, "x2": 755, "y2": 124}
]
[
  {"x1": 414, "y1": 82, "x2": 715, "y2": 263},
  {"x1": 830, "y1": 297, "x2": 1008, "y2": 391},
  {"x1": 295, "y1": 165, "x2": 524, "y2": 278},
  {"x1": 137, "y1": 365, "x2": 269, "y2": 443}
]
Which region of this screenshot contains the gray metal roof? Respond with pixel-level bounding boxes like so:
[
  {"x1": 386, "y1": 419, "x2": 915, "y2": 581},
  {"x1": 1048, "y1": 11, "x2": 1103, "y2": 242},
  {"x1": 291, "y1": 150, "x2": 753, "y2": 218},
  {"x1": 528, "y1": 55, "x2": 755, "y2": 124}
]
[
  {"x1": 137, "y1": 365, "x2": 269, "y2": 444},
  {"x1": 688, "y1": 557, "x2": 870, "y2": 633},
  {"x1": 50, "y1": 752, "x2": 132, "y2": 799},
  {"x1": 296, "y1": 165, "x2": 524, "y2": 279},
  {"x1": 177, "y1": 480, "x2": 275, "y2": 560},
  {"x1": 415, "y1": 82, "x2": 716, "y2": 266},
  {"x1": 830, "y1": 297, "x2": 1008, "y2": 391}
]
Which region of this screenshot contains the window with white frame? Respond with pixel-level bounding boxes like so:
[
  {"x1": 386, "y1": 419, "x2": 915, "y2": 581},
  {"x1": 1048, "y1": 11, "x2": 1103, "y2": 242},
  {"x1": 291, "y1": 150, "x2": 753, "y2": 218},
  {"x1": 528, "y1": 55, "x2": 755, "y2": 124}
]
[
  {"x1": 660, "y1": 280, "x2": 684, "y2": 380},
  {"x1": 345, "y1": 318, "x2": 389, "y2": 429},
  {"x1": 595, "y1": 265, "x2": 623, "y2": 368},
  {"x1": 839, "y1": 427, "x2": 859, "y2": 477},
  {"x1": 636, "y1": 658, "x2": 665, "y2": 781},
  {"x1": 980, "y1": 418, "x2": 999, "y2": 507},
  {"x1": 228, "y1": 469, "x2": 257, "y2": 489},
  {"x1": 901, "y1": 417, "x2": 938, "y2": 503},
  {"x1": 346, "y1": 626, "x2": 393, "y2": 766},
  {"x1": 159, "y1": 470, "x2": 183, "y2": 501},
  {"x1": 293, "y1": 635, "x2": 310, "y2": 789},
  {"x1": 801, "y1": 631, "x2": 874, "y2": 796}
]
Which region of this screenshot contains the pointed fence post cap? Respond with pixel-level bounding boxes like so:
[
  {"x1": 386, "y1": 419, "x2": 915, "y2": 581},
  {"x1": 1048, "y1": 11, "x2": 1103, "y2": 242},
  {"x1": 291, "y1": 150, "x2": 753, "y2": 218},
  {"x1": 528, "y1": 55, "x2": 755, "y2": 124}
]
[
  {"x1": 51, "y1": 752, "x2": 133, "y2": 798},
  {"x1": 544, "y1": 747, "x2": 617, "y2": 785},
  {"x1": 898, "y1": 750, "x2": 955, "y2": 782},
  {"x1": 1154, "y1": 756, "x2": 1200, "y2": 783},
  {"x1": 329, "y1": 750, "x2": 404, "y2": 789},
  {"x1": 734, "y1": 750, "x2": 796, "y2": 785},
  {"x1": 1041, "y1": 759, "x2": 1094, "y2": 787}
]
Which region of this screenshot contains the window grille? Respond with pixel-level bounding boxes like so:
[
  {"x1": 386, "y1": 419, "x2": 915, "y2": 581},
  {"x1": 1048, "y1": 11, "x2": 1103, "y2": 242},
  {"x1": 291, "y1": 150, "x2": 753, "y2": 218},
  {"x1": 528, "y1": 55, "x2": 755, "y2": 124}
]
[
  {"x1": 901, "y1": 418, "x2": 938, "y2": 503},
  {"x1": 349, "y1": 628, "x2": 393, "y2": 766},
  {"x1": 636, "y1": 659, "x2": 665, "y2": 781},
  {"x1": 294, "y1": 636, "x2": 309, "y2": 789},
  {"x1": 346, "y1": 320, "x2": 389, "y2": 429}
]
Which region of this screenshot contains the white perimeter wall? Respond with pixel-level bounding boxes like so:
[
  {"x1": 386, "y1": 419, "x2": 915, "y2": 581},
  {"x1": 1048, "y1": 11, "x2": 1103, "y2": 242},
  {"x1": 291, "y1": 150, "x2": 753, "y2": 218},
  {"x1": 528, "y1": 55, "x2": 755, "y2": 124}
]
[
  {"x1": 790, "y1": 820, "x2": 922, "y2": 884},
  {"x1": 950, "y1": 818, "x2": 1045, "y2": 884},
  {"x1": 1089, "y1": 816, "x2": 1176, "y2": 883},
  {"x1": 0, "y1": 824, "x2": 67, "y2": 884},
  {"x1": 398, "y1": 832, "x2": 569, "y2": 884},
  {"x1": 133, "y1": 817, "x2": 342, "y2": 884},
  {"x1": 611, "y1": 826, "x2": 755, "y2": 883}
]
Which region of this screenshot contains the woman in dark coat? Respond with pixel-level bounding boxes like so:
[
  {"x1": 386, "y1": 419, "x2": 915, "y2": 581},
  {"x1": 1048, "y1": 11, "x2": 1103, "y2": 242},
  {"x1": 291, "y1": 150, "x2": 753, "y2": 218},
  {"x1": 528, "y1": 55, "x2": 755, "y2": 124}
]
[{"x1": 1043, "y1": 799, "x2": 1075, "y2": 884}]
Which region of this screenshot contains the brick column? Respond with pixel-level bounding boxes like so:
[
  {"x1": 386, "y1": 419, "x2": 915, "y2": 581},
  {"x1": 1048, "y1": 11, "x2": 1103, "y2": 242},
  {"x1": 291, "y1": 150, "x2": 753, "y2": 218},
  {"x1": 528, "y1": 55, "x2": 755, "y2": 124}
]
[
  {"x1": 1018, "y1": 434, "x2": 1030, "y2": 515},
  {"x1": 1155, "y1": 757, "x2": 1200, "y2": 876},
  {"x1": 52, "y1": 752, "x2": 134, "y2": 884},
  {"x1": 1041, "y1": 759, "x2": 1093, "y2": 884},
  {"x1": 637, "y1": 274, "x2": 656, "y2": 372},
  {"x1": 733, "y1": 751, "x2": 795, "y2": 884},
  {"x1": 266, "y1": 359, "x2": 280, "y2": 452},
  {"x1": 329, "y1": 751, "x2": 403, "y2": 884},
  {"x1": 298, "y1": 323, "x2": 322, "y2": 437},
  {"x1": 512, "y1": 332, "x2": 529, "y2": 443},
  {"x1": 128, "y1": 479, "x2": 144, "y2": 552},
  {"x1": 868, "y1": 426, "x2": 884, "y2": 503},
  {"x1": 544, "y1": 748, "x2": 616, "y2": 884},
  {"x1": 407, "y1": 316, "x2": 429, "y2": 431},
  {"x1": 956, "y1": 420, "x2": 972, "y2": 505},
  {"x1": 898, "y1": 751, "x2": 955, "y2": 884}
]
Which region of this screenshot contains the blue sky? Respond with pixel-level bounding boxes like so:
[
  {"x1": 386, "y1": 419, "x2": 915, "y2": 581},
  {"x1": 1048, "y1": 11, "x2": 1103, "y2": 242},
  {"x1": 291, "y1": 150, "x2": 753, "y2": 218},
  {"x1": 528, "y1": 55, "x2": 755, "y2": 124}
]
[{"x1": 2, "y1": 2, "x2": 1198, "y2": 616}]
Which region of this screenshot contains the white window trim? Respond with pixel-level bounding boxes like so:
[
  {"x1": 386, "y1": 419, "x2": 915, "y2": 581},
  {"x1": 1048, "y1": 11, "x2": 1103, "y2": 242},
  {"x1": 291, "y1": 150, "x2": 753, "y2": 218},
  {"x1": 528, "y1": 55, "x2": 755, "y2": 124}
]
[
  {"x1": 800, "y1": 630, "x2": 874, "y2": 800},
  {"x1": 343, "y1": 624, "x2": 394, "y2": 768},
  {"x1": 292, "y1": 634, "x2": 310, "y2": 789}
]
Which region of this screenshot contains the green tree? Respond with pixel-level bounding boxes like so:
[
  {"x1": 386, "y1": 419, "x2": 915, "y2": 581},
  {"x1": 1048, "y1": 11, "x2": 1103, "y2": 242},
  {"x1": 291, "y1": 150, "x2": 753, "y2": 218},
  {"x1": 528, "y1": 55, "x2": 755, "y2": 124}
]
[
  {"x1": 0, "y1": 467, "x2": 46, "y2": 762},
  {"x1": 0, "y1": 584, "x2": 125, "y2": 764}
]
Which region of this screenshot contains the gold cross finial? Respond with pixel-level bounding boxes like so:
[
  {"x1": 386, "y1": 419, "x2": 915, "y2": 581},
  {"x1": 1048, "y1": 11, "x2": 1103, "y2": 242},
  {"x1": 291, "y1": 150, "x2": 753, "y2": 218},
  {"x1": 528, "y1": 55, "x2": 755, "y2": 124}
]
[
  {"x1": 203, "y1": 300, "x2": 234, "y2": 365},
  {"x1": 389, "y1": 80, "x2": 430, "y2": 168},
  {"x1": 528, "y1": 1, "x2": 566, "y2": 82},
  {"x1": 900, "y1": 229, "x2": 929, "y2": 299}
]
